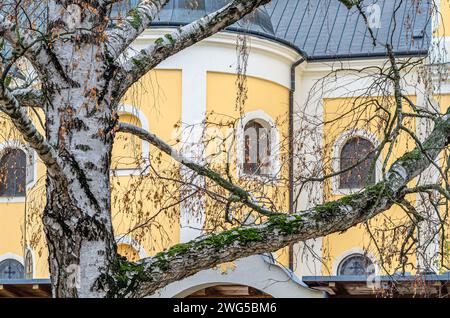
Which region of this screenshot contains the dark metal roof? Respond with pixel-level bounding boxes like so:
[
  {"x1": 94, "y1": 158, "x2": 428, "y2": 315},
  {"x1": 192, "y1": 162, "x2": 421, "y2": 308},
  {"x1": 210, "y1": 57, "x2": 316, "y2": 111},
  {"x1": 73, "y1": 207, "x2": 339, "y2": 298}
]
[
  {"x1": 1, "y1": 0, "x2": 434, "y2": 61},
  {"x1": 266, "y1": 0, "x2": 432, "y2": 60},
  {"x1": 153, "y1": 0, "x2": 275, "y2": 35},
  {"x1": 149, "y1": 0, "x2": 432, "y2": 60}
]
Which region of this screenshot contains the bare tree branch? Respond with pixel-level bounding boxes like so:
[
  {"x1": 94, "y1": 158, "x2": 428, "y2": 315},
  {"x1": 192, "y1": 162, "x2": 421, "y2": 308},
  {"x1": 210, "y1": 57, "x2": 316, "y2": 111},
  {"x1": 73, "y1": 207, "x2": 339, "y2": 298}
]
[
  {"x1": 111, "y1": 107, "x2": 450, "y2": 297},
  {"x1": 0, "y1": 85, "x2": 60, "y2": 175},
  {"x1": 0, "y1": 12, "x2": 22, "y2": 45},
  {"x1": 106, "y1": 0, "x2": 169, "y2": 59},
  {"x1": 117, "y1": 122, "x2": 280, "y2": 217},
  {"x1": 11, "y1": 87, "x2": 44, "y2": 108}
]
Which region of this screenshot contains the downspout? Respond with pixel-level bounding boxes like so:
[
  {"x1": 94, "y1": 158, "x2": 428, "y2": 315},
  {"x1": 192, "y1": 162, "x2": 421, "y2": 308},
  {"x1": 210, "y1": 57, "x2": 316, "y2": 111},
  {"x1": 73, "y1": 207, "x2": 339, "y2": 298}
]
[{"x1": 288, "y1": 56, "x2": 306, "y2": 271}]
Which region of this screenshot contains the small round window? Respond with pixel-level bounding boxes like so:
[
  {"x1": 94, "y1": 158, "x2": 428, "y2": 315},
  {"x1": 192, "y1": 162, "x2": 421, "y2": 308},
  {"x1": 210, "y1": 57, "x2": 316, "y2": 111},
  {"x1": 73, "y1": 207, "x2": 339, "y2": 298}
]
[
  {"x1": 337, "y1": 254, "x2": 375, "y2": 276},
  {"x1": 0, "y1": 259, "x2": 24, "y2": 280}
]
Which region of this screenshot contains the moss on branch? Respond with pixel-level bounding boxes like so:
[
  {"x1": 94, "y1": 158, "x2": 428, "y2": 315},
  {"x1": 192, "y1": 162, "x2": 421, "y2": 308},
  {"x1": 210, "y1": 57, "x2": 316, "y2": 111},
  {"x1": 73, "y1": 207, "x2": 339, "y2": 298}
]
[
  {"x1": 313, "y1": 182, "x2": 388, "y2": 219},
  {"x1": 127, "y1": 8, "x2": 142, "y2": 31},
  {"x1": 103, "y1": 256, "x2": 149, "y2": 297}
]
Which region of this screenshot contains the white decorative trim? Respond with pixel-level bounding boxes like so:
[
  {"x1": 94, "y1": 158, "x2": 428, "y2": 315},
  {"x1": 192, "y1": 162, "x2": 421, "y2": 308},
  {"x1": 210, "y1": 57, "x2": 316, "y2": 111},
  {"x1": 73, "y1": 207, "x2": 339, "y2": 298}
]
[
  {"x1": 435, "y1": 80, "x2": 450, "y2": 95},
  {"x1": 137, "y1": 28, "x2": 301, "y2": 69},
  {"x1": 0, "y1": 252, "x2": 24, "y2": 265},
  {"x1": 0, "y1": 141, "x2": 37, "y2": 203},
  {"x1": 0, "y1": 197, "x2": 27, "y2": 203},
  {"x1": 112, "y1": 104, "x2": 150, "y2": 177},
  {"x1": 0, "y1": 253, "x2": 25, "y2": 279},
  {"x1": 179, "y1": 62, "x2": 207, "y2": 243},
  {"x1": 433, "y1": 0, "x2": 442, "y2": 33},
  {"x1": 305, "y1": 59, "x2": 387, "y2": 73},
  {"x1": 332, "y1": 248, "x2": 379, "y2": 276},
  {"x1": 303, "y1": 59, "x2": 422, "y2": 97},
  {"x1": 331, "y1": 129, "x2": 381, "y2": 196},
  {"x1": 429, "y1": 36, "x2": 450, "y2": 92},
  {"x1": 132, "y1": 29, "x2": 299, "y2": 89},
  {"x1": 292, "y1": 76, "x2": 325, "y2": 278},
  {"x1": 414, "y1": 86, "x2": 441, "y2": 273},
  {"x1": 236, "y1": 110, "x2": 281, "y2": 180},
  {"x1": 115, "y1": 235, "x2": 147, "y2": 259},
  {"x1": 149, "y1": 255, "x2": 324, "y2": 298}
]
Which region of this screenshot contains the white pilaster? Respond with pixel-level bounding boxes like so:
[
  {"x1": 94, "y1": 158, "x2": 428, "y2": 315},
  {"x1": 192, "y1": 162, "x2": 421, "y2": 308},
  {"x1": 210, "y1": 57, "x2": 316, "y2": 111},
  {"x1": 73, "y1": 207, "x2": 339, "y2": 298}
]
[
  {"x1": 292, "y1": 64, "x2": 324, "y2": 277},
  {"x1": 179, "y1": 65, "x2": 207, "y2": 243}
]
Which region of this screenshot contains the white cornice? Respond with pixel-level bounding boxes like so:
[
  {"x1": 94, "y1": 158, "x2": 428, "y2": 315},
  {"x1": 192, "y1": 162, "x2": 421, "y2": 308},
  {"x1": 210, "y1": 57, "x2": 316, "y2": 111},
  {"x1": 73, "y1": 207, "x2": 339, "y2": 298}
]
[
  {"x1": 136, "y1": 28, "x2": 302, "y2": 64},
  {"x1": 303, "y1": 58, "x2": 400, "y2": 73}
]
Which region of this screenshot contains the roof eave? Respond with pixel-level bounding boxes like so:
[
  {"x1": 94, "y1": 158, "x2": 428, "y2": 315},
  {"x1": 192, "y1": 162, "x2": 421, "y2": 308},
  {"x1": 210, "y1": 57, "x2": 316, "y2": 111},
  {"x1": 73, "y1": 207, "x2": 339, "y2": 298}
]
[
  {"x1": 149, "y1": 23, "x2": 308, "y2": 58},
  {"x1": 307, "y1": 50, "x2": 430, "y2": 62}
]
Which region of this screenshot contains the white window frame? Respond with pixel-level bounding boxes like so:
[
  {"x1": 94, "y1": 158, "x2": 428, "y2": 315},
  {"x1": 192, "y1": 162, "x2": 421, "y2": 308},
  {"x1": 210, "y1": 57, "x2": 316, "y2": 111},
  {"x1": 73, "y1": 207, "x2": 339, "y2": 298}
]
[
  {"x1": 236, "y1": 110, "x2": 280, "y2": 180},
  {"x1": 331, "y1": 129, "x2": 381, "y2": 196},
  {"x1": 112, "y1": 104, "x2": 150, "y2": 177},
  {"x1": 0, "y1": 141, "x2": 37, "y2": 203},
  {"x1": 115, "y1": 235, "x2": 148, "y2": 259}
]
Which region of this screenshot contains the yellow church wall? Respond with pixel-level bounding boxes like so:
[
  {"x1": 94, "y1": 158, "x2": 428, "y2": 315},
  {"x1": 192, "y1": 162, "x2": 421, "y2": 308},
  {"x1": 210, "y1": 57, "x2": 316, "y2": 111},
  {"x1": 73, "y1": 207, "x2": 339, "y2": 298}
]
[
  {"x1": 322, "y1": 96, "x2": 418, "y2": 275},
  {"x1": 205, "y1": 71, "x2": 291, "y2": 267},
  {"x1": 25, "y1": 179, "x2": 48, "y2": 278},
  {"x1": 436, "y1": 0, "x2": 450, "y2": 37},
  {"x1": 2, "y1": 69, "x2": 182, "y2": 276},
  {"x1": 111, "y1": 69, "x2": 182, "y2": 259},
  {"x1": 0, "y1": 108, "x2": 49, "y2": 278},
  {"x1": 112, "y1": 113, "x2": 143, "y2": 170},
  {"x1": 0, "y1": 203, "x2": 24, "y2": 259}
]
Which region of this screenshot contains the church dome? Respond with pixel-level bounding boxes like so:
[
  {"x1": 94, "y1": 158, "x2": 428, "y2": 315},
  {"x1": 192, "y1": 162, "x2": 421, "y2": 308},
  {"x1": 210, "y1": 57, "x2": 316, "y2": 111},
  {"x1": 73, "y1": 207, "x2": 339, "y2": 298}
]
[{"x1": 154, "y1": 0, "x2": 275, "y2": 35}]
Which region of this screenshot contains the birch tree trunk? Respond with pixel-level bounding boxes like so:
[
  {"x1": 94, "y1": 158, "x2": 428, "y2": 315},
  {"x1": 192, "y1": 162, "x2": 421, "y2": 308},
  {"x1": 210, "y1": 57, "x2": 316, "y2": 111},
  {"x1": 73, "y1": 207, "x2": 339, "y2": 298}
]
[
  {"x1": 42, "y1": 88, "x2": 118, "y2": 298},
  {"x1": 38, "y1": 4, "x2": 119, "y2": 296}
]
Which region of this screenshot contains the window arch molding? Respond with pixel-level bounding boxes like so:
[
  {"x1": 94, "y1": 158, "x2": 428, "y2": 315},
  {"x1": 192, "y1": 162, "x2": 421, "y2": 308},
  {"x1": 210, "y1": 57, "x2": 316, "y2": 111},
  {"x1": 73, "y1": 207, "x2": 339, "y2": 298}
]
[
  {"x1": 332, "y1": 248, "x2": 379, "y2": 276},
  {"x1": 332, "y1": 129, "x2": 381, "y2": 195},
  {"x1": 0, "y1": 252, "x2": 25, "y2": 280},
  {"x1": 115, "y1": 235, "x2": 147, "y2": 260},
  {"x1": 236, "y1": 110, "x2": 280, "y2": 179},
  {"x1": 113, "y1": 104, "x2": 151, "y2": 177},
  {"x1": 0, "y1": 141, "x2": 37, "y2": 202}
]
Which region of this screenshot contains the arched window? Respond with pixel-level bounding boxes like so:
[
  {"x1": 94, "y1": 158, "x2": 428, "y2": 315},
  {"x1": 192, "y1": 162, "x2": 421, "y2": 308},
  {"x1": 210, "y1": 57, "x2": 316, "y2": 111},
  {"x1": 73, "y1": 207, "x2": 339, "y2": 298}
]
[
  {"x1": 243, "y1": 120, "x2": 271, "y2": 176},
  {"x1": 337, "y1": 254, "x2": 375, "y2": 276},
  {"x1": 112, "y1": 113, "x2": 143, "y2": 170},
  {"x1": 0, "y1": 259, "x2": 24, "y2": 279},
  {"x1": 339, "y1": 137, "x2": 376, "y2": 189},
  {"x1": 0, "y1": 148, "x2": 27, "y2": 197},
  {"x1": 24, "y1": 250, "x2": 33, "y2": 279},
  {"x1": 117, "y1": 243, "x2": 140, "y2": 262}
]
